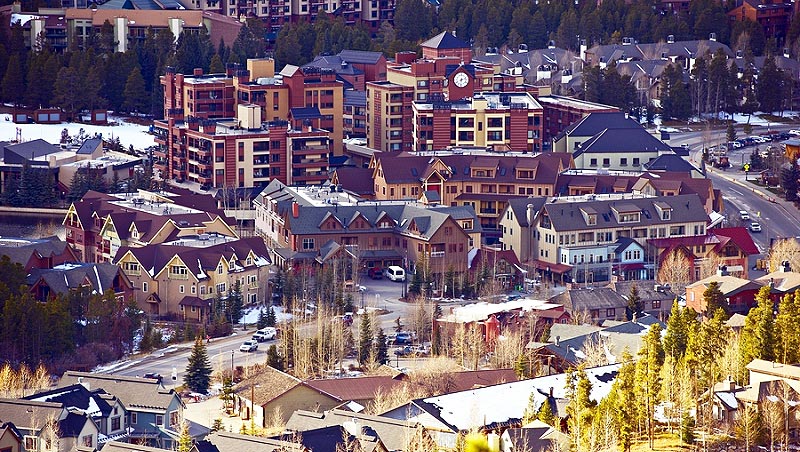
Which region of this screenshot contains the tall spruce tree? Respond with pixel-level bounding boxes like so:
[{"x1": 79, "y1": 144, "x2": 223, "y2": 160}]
[
  {"x1": 184, "y1": 335, "x2": 212, "y2": 393},
  {"x1": 636, "y1": 324, "x2": 664, "y2": 449},
  {"x1": 740, "y1": 285, "x2": 776, "y2": 364},
  {"x1": 775, "y1": 291, "x2": 800, "y2": 364},
  {"x1": 358, "y1": 312, "x2": 373, "y2": 365}
]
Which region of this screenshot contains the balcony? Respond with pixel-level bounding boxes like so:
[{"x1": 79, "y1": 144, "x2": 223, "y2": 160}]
[
  {"x1": 429, "y1": 251, "x2": 445, "y2": 258},
  {"x1": 479, "y1": 208, "x2": 497, "y2": 215}
]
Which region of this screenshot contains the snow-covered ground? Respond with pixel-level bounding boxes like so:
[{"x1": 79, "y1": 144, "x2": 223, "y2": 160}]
[
  {"x1": 0, "y1": 113, "x2": 155, "y2": 150},
  {"x1": 240, "y1": 305, "x2": 292, "y2": 325}
]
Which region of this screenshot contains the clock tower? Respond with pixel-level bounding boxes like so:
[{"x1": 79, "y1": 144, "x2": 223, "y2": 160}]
[{"x1": 447, "y1": 67, "x2": 473, "y2": 101}]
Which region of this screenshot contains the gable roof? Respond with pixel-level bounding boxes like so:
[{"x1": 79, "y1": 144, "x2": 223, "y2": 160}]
[
  {"x1": 27, "y1": 262, "x2": 125, "y2": 296},
  {"x1": 755, "y1": 270, "x2": 800, "y2": 293},
  {"x1": 197, "y1": 431, "x2": 305, "y2": 452},
  {"x1": 421, "y1": 31, "x2": 470, "y2": 50},
  {"x1": 236, "y1": 365, "x2": 302, "y2": 406},
  {"x1": 712, "y1": 227, "x2": 759, "y2": 255},
  {"x1": 0, "y1": 236, "x2": 76, "y2": 269},
  {"x1": 685, "y1": 274, "x2": 762, "y2": 296},
  {"x1": 280, "y1": 424, "x2": 382, "y2": 452},
  {"x1": 643, "y1": 153, "x2": 703, "y2": 174},
  {"x1": 0, "y1": 399, "x2": 64, "y2": 431},
  {"x1": 549, "y1": 286, "x2": 628, "y2": 312},
  {"x1": 506, "y1": 197, "x2": 548, "y2": 227},
  {"x1": 24, "y1": 384, "x2": 114, "y2": 418},
  {"x1": 302, "y1": 376, "x2": 405, "y2": 402},
  {"x1": 573, "y1": 128, "x2": 672, "y2": 156},
  {"x1": 59, "y1": 371, "x2": 180, "y2": 412},
  {"x1": 746, "y1": 359, "x2": 800, "y2": 381},
  {"x1": 333, "y1": 167, "x2": 375, "y2": 196},
  {"x1": 558, "y1": 112, "x2": 641, "y2": 140},
  {"x1": 104, "y1": 441, "x2": 173, "y2": 452},
  {"x1": 338, "y1": 49, "x2": 385, "y2": 65},
  {"x1": 396, "y1": 364, "x2": 620, "y2": 432},
  {"x1": 286, "y1": 409, "x2": 422, "y2": 452}
]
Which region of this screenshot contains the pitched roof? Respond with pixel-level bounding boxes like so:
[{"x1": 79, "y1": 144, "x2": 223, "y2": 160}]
[
  {"x1": 285, "y1": 409, "x2": 421, "y2": 452},
  {"x1": 685, "y1": 274, "x2": 761, "y2": 296},
  {"x1": 27, "y1": 262, "x2": 124, "y2": 296},
  {"x1": 755, "y1": 271, "x2": 800, "y2": 293},
  {"x1": 24, "y1": 384, "x2": 114, "y2": 418},
  {"x1": 558, "y1": 112, "x2": 641, "y2": 139},
  {"x1": 338, "y1": 50, "x2": 385, "y2": 65},
  {"x1": 117, "y1": 236, "x2": 271, "y2": 282},
  {"x1": 399, "y1": 364, "x2": 620, "y2": 432},
  {"x1": 58, "y1": 411, "x2": 91, "y2": 438},
  {"x1": 279, "y1": 425, "x2": 382, "y2": 452},
  {"x1": 506, "y1": 197, "x2": 548, "y2": 227},
  {"x1": 103, "y1": 441, "x2": 172, "y2": 452},
  {"x1": 198, "y1": 431, "x2": 305, "y2": 452},
  {"x1": 420, "y1": 31, "x2": 470, "y2": 50},
  {"x1": 0, "y1": 236, "x2": 75, "y2": 268},
  {"x1": 59, "y1": 371, "x2": 180, "y2": 411},
  {"x1": 0, "y1": 399, "x2": 64, "y2": 431},
  {"x1": 573, "y1": 128, "x2": 672, "y2": 156},
  {"x1": 643, "y1": 153, "x2": 703, "y2": 174},
  {"x1": 302, "y1": 376, "x2": 405, "y2": 402},
  {"x1": 542, "y1": 194, "x2": 707, "y2": 232},
  {"x1": 332, "y1": 167, "x2": 374, "y2": 196},
  {"x1": 236, "y1": 365, "x2": 302, "y2": 405},
  {"x1": 550, "y1": 286, "x2": 628, "y2": 312},
  {"x1": 712, "y1": 227, "x2": 760, "y2": 255},
  {"x1": 746, "y1": 359, "x2": 800, "y2": 381}
]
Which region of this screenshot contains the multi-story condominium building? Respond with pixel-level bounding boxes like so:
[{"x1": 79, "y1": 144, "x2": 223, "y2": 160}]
[
  {"x1": 4, "y1": 5, "x2": 242, "y2": 53},
  {"x1": 62, "y1": 189, "x2": 236, "y2": 264},
  {"x1": 253, "y1": 180, "x2": 480, "y2": 277},
  {"x1": 155, "y1": 104, "x2": 334, "y2": 187},
  {"x1": 537, "y1": 96, "x2": 619, "y2": 148},
  {"x1": 358, "y1": 151, "x2": 572, "y2": 242},
  {"x1": 156, "y1": 59, "x2": 343, "y2": 185},
  {"x1": 115, "y1": 236, "x2": 271, "y2": 319},
  {"x1": 412, "y1": 92, "x2": 543, "y2": 152},
  {"x1": 499, "y1": 193, "x2": 711, "y2": 283}
]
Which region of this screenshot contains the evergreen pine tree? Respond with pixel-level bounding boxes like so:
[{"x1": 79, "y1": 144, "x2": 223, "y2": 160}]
[
  {"x1": 267, "y1": 344, "x2": 284, "y2": 371},
  {"x1": 257, "y1": 309, "x2": 268, "y2": 329},
  {"x1": 702, "y1": 280, "x2": 727, "y2": 317},
  {"x1": 612, "y1": 350, "x2": 637, "y2": 452},
  {"x1": 2, "y1": 54, "x2": 25, "y2": 106},
  {"x1": 210, "y1": 419, "x2": 223, "y2": 432},
  {"x1": 375, "y1": 328, "x2": 388, "y2": 365},
  {"x1": 184, "y1": 336, "x2": 212, "y2": 393},
  {"x1": 635, "y1": 325, "x2": 664, "y2": 449},
  {"x1": 775, "y1": 291, "x2": 800, "y2": 364},
  {"x1": 358, "y1": 312, "x2": 373, "y2": 365},
  {"x1": 740, "y1": 285, "x2": 776, "y2": 364},
  {"x1": 266, "y1": 306, "x2": 276, "y2": 327},
  {"x1": 626, "y1": 283, "x2": 642, "y2": 320},
  {"x1": 122, "y1": 66, "x2": 148, "y2": 114},
  {"x1": 536, "y1": 396, "x2": 556, "y2": 426},
  {"x1": 209, "y1": 53, "x2": 225, "y2": 73}
]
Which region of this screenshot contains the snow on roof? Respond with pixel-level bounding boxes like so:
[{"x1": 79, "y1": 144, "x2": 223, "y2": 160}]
[
  {"x1": 419, "y1": 363, "x2": 620, "y2": 431},
  {"x1": 439, "y1": 298, "x2": 556, "y2": 324},
  {"x1": 715, "y1": 392, "x2": 739, "y2": 410}
]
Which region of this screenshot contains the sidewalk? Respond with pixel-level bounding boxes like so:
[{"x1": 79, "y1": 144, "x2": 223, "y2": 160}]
[{"x1": 184, "y1": 395, "x2": 247, "y2": 433}]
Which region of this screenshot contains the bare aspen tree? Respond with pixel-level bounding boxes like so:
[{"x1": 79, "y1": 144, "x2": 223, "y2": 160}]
[
  {"x1": 762, "y1": 398, "x2": 784, "y2": 452},
  {"x1": 658, "y1": 249, "x2": 692, "y2": 295},
  {"x1": 262, "y1": 407, "x2": 286, "y2": 437},
  {"x1": 489, "y1": 328, "x2": 525, "y2": 370},
  {"x1": 0, "y1": 363, "x2": 15, "y2": 398},
  {"x1": 580, "y1": 335, "x2": 610, "y2": 368},
  {"x1": 735, "y1": 403, "x2": 761, "y2": 452},
  {"x1": 17, "y1": 364, "x2": 31, "y2": 397},
  {"x1": 410, "y1": 296, "x2": 431, "y2": 344},
  {"x1": 465, "y1": 324, "x2": 485, "y2": 370}
]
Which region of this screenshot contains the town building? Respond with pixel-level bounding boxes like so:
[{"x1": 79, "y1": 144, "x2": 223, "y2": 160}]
[
  {"x1": 62, "y1": 189, "x2": 236, "y2": 263},
  {"x1": 551, "y1": 111, "x2": 641, "y2": 154},
  {"x1": 499, "y1": 193, "x2": 711, "y2": 283},
  {"x1": 570, "y1": 127, "x2": 675, "y2": 171},
  {"x1": 728, "y1": 0, "x2": 794, "y2": 46},
  {"x1": 59, "y1": 371, "x2": 202, "y2": 449},
  {"x1": 684, "y1": 271, "x2": 763, "y2": 314},
  {"x1": 257, "y1": 196, "x2": 478, "y2": 278},
  {"x1": 349, "y1": 151, "x2": 572, "y2": 242},
  {"x1": 114, "y1": 236, "x2": 271, "y2": 319},
  {"x1": 4, "y1": 5, "x2": 242, "y2": 53},
  {"x1": 0, "y1": 399, "x2": 98, "y2": 452},
  {"x1": 584, "y1": 38, "x2": 733, "y2": 72},
  {"x1": 412, "y1": 92, "x2": 543, "y2": 153},
  {"x1": 23, "y1": 384, "x2": 128, "y2": 446},
  {"x1": 156, "y1": 60, "x2": 343, "y2": 186}
]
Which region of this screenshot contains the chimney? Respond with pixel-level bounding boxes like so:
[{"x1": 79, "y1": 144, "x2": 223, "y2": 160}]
[
  {"x1": 549, "y1": 387, "x2": 553, "y2": 397},
  {"x1": 709, "y1": 32, "x2": 717, "y2": 42},
  {"x1": 193, "y1": 68, "x2": 203, "y2": 76},
  {"x1": 526, "y1": 203, "x2": 535, "y2": 226},
  {"x1": 78, "y1": 377, "x2": 90, "y2": 391},
  {"x1": 781, "y1": 260, "x2": 791, "y2": 272},
  {"x1": 187, "y1": 116, "x2": 200, "y2": 131},
  {"x1": 728, "y1": 376, "x2": 735, "y2": 392},
  {"x1": 292, "y1": 202, "x2": 299, "y2": 218},
  {"x1": 555, "y1": 335, "x2": 560, "y2": 347},
  {"x1": 784, "y1": 48, "x2": 790, "y2": 58}
]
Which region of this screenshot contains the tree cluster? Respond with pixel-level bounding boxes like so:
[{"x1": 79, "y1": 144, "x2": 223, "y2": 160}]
[{"x1": 0, "y1": 256, "x2": 141, "y2": 371}]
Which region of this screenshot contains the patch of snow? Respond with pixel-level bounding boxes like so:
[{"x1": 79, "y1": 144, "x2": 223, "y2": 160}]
[
  {"x1": 94, "y1": 359, "x2": 141, "y2": 373},
  {"x1": 0, "y1": 115, "x2": 154, "y2": 151},
  {"x1": 240, "y1": 305, "x2": 293, "y2": 324}
]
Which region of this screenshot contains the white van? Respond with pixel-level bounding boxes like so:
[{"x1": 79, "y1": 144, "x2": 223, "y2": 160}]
[{"x1": 384, "y1": 266, "x2": 406, "y2": 282}]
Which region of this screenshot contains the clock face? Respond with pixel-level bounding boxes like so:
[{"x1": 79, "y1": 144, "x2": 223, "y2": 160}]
[{"x1": 453, "y1": 72, "x2": 469, "y2": 88}]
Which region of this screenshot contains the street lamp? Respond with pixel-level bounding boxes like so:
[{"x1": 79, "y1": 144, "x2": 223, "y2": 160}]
[{"x1": 230, "y1": 350, "x2": 234, "y2": 381}]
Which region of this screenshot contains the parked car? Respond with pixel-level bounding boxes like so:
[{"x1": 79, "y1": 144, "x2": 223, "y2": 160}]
[
  {"x1": 252, "y1": 327, "x2": 276, "y2": 342},
  {"x1": 368, "y1": 267, "x2": 383, "y2": 279},
  {"x1": 239, "y1": 340, "x2": 258, "y2": 352},
  {"x1": 750, "y1": 222, "x2": 762, "y2": 232},
  {"x1": 394, "y1": 345, "x2": 413, "y2": 356},
  {"x1": 789, "y1": 129, "x2": 800, "y2": 137},
  {"x1": 394, "y1": 332, "x2": 413, "y2": 345}
]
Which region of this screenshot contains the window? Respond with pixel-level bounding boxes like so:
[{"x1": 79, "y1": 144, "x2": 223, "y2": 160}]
[
  {"x1": 111, "y1": 416, "x2": 121, "y2": 431},
  {"x1": 131, "y1": 412, "x2": 137, "y2": 424},
  {"x1": 170, "y1": 265, "x2": 188, "y2": 279},
  {"x1": 606, "y1": 308, "x2": 615, "y2": 317},
  {"x1": 590, "y1": 158, "x2": 597, "y2": 167},
  {"x1": 633, "y1": 158, "x2": 640, "y2": 166},
  {"x1": 652, "y1": 300, "x2": 661, "y2": 309},
  {"x1": 217, "y1": 263, "x2": 224, "y2": 274},
  {"x1": 179, "y1": 285, "x2": 185, "y2": 294},
  {"x1": 142, "y1": 282, "x2": 148, "y2": 292},
  {"x1": 302, "y1": 238, "x2": 315, "y2": 250},
  {"x1": 82, "y1": 435, "x2": 93, "y2": 448},
  {"x1": 602, "y1": 158, "x2": 610, "y2": 167},
  {"x1": 25, "y1": 436, "x2": 37, "y2": 451},
  {"x1": 156, "y1": 415, "x2": 164, "y2": 426},
  {"x1": 216, "y1": 283, "x2": 226, "y2": 294},
  {"x1": 170, "y1": 410, "x2": 179, "y2": 427},
  {"x1": 620, "y1": 157, "x2": 628, "y2": 166}
]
